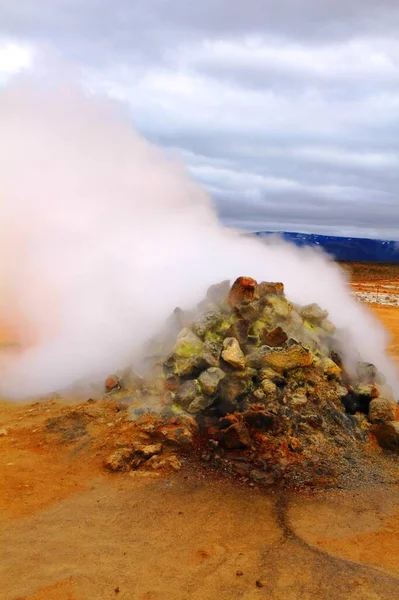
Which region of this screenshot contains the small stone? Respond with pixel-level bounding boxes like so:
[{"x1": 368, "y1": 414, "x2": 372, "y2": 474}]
[
  {"x1": 164, "y1": 375, "x2": 180, "y2": 391},
  {"x1": 256, "y1": 579, "x2": 266, "y2": 588},
  {"x1": 218, "y1": 375, "x2": 250, "y2": 405},
  {"x1": 105, "y1": 376, "x2": 120, "y2": 393},
  {"x1": 369, "y1": 398, "x2": 399, "y2": 424},
  {"x1": 198, "y1": 367, "x2": 226, "y2": 395},
  {"x1": 0, "y1": 427, "x2": 8, "y2": 436},
  {"x1": 236, "y1": 571, "x2": 244, "y2": 577},
  {"x1": 219, "y1": 422, "x2": 252, "y2": 449},
  {"x1": 222, "y1": 338, "x2": 246, "y2": 370}
]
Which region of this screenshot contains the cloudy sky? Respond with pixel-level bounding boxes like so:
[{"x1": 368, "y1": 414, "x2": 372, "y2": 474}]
[{"x1": 1, "y1": 1, "x2": 399, "y2": 239}]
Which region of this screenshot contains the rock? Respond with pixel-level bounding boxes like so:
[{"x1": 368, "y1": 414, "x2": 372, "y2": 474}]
[
  {"x1": 202, "y1": 340, "x2": 222, "y2": 368},
  {"x1": 247, "y1": 343, "x2": 313, "y2": 372},
  {"x1": 164, "y1": 375, "x2": 180, "y2": 391},
  {"x1": 250, "y1": 470, "x2": 275, "y2": 487},
  {"x1": 219, "y1": 422, "x2": 252, "y2": 449},
  {"x1": 156, "y1": 422, "x2": 194, "y2": 449},
  {"x1": 174, "y1": 380, "x2": 201, "y2": 410},
  {"x1": 219, "y1": 374, "x2": 251, "y2": 405},
  {"x1": 187, "y1": 395, "x2": 214, "y2": 413},
  {"x1": 192, "y1": 305, "x2": 223, "y2": 339},
  {"x1": 206, "y1": 280, "x2": 231, "y2": 306},
  {"x1": 222, "y1": 337, "x2": 246, "y2": 369},
  {"x1": 258, "y1": 367, "x2": 286, "y2": 385},
  {"x1": 235, "y1": 301, "x2": 262, "y2": 322},
  {"x1": 300, "y1": 303, "x2": 328, "y2": 323},
  {"x1": 259, "y1": 281, "x2": 284, "y2": 296},
  {"x1": 174, "y1": 328, "x2": 204, "y2": 358},
  {"x1": 260, "y1": 379, "x2": 278, "y2": 400},
  {"x1": 264, "y1": 295, "x2": 292, "y2": 320},
  {"x1": 104, "y1": 448, "x2": 139, "y2": 472},
  {"x1": 227, "y1": 276, "x2": 258, "y2": 307},
  {"x1": 369, "y1": 398, "x2": 399, "y2": 424},
  {"x1": 105, "y1": 376, "x2": 120, "y2": 393},
  {"x1": 225, "y1": 319, "x2": 250, "y2": 345},
  {"x1": 131, "y1": 442, "x2": 163, "y2": 458},
  {"x1": 146, "y1": 455, "x2": 182, "y2": 471},
  {"x1": 0, "y1": 427, "x2": 8, "y2": 436},
  {"x1": 318, "y1": 357, "x2": 341, "y2": 379},
  {"x1": 164, "y1": 353, "x2": 204, "y2": 378},
  {"x1": 198, "y1": 367, "x2": 226, "y2": 395},
  {"x1": 243, "y1": 410, "x2": 275, "y2": 430},
  {"x1": 371, "y1": 421, "x2": 399, "y2": 450},
  {"x1": 321, "y1": 319, "x2": 336, "y2": 335},
  {"x1": 285, "y1": 389, "x2": 308, "y2": 407},
  {"x1": 261, "y1": 326, "x2": 288, "y2": 347},
  {"x1": 356, "y1": 362, "x2": 385, "y2": 385}
]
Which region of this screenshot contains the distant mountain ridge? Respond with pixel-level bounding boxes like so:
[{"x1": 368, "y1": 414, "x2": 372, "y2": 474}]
[{"x1": 251, "y1": 231, "x2": 399, "y2": 262}]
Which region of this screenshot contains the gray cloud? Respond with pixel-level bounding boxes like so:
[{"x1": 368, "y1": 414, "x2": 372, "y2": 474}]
[{"x1": 1, "y1": 0, "x2": 399, "y2": 238}]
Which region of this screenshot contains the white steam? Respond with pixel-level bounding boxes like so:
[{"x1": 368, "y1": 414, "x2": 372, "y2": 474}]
[{"x1": 0, "y1": 79, "x2": 397, "y2": 400}]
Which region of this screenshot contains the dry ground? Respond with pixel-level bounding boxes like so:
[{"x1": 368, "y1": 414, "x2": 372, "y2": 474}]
[{"x1": 1, "y1": 262, "x2": 399, "y2": 600}]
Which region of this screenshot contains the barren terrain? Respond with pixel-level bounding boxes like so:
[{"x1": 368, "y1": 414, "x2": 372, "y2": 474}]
[{"x1": 1, "y1": 263, "x2": 399, "y2": 600}]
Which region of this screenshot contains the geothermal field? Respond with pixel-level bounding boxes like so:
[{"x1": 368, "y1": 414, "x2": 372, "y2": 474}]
[{"x1": 1, "y1": 262, "x2": 399, "y2": 600}]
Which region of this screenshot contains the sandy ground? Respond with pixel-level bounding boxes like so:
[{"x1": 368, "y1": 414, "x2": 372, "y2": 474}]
[{"x1": 1, "y1": 265, "x2": 399, "y2": 600}]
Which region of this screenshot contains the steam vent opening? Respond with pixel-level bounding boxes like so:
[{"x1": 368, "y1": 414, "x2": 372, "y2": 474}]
[{"x1": 102, "y1": 276, "x2": 399, "y2": 488}]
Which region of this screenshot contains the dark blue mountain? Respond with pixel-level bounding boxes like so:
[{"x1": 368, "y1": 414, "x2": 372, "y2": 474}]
[{"x1": 250, "y1": 231, "x2": 399, "y2": 262}]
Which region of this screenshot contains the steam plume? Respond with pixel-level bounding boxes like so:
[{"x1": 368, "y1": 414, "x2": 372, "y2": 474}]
[{"x1": 0, "y1": 78, "x2": 397, "y2": 400}]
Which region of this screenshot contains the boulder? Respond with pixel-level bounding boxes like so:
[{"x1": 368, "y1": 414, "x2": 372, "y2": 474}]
[
  {"x1": 264, "y1": 295, "x2": 292, "y2": 320},
  {"x1": 318, "y1": 357, "x2": 341, "y2": 379},
  {"x1": 219, "y1": 422, "x2": 252, "y2": 449},
  {"x1": 247, "y1": 343, "x2": 313, "y2": 372},
  {"x1": 259, "y1": 281, "x2": 284, "y2": 296},
  {"x1": 198, "y1": 367, "x2": 226, "y2": 395},
  {"x1": 206, "y1": 280, "x2": 231, "y2": 306},
  {"x1": 105, "y1": 375, "x2": 120, "y2": 393},
  {"x1": 222, "y1": 337, "x2": 246, "y2": 370},
  {"x1": 174, "y1": 328, "x2": 204, "y2": 358},
  {"x1": 261, "y1": 326, "x2": 288, "y2": 347},
  {"x1": 227, "y1": 276, "x2": 258, "y2": 307},
  {"x1": 369, "y1": 398, "x2": 399, "y2": 424},
  {"x1": 202, "y1": 340, "x2": 222, "y2": 368},
  {"x1": 260, "y1": 379, "x2": 278, "y2": 400},
  {"x1": 192, "y1": 305, "x2": 223, "y2": 339},
  {"x1": 300, "y1": 303, "x2": 328, "y2": 323},
  {"x1": 371, "y1": 422, "x2": 399, "y2": 450},
  {"x1": 187, "y1": 395, "x2": 214, "y2": 413},
  {"x1": 225, "y1": 319, "x2": 250, "y2": 345},
  {"x1": 174, "y1": 380, "x2": 201, "y2": 410}
]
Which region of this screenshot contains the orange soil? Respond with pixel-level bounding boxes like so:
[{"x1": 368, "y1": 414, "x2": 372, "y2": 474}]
[{"x1": 1, "y1": 270, "x2": 399, "y2": 600}]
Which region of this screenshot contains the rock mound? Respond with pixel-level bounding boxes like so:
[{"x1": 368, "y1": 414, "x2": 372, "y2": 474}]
[{"x1": 105, "y1": 276, "x2": 399, "y2": 488}]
